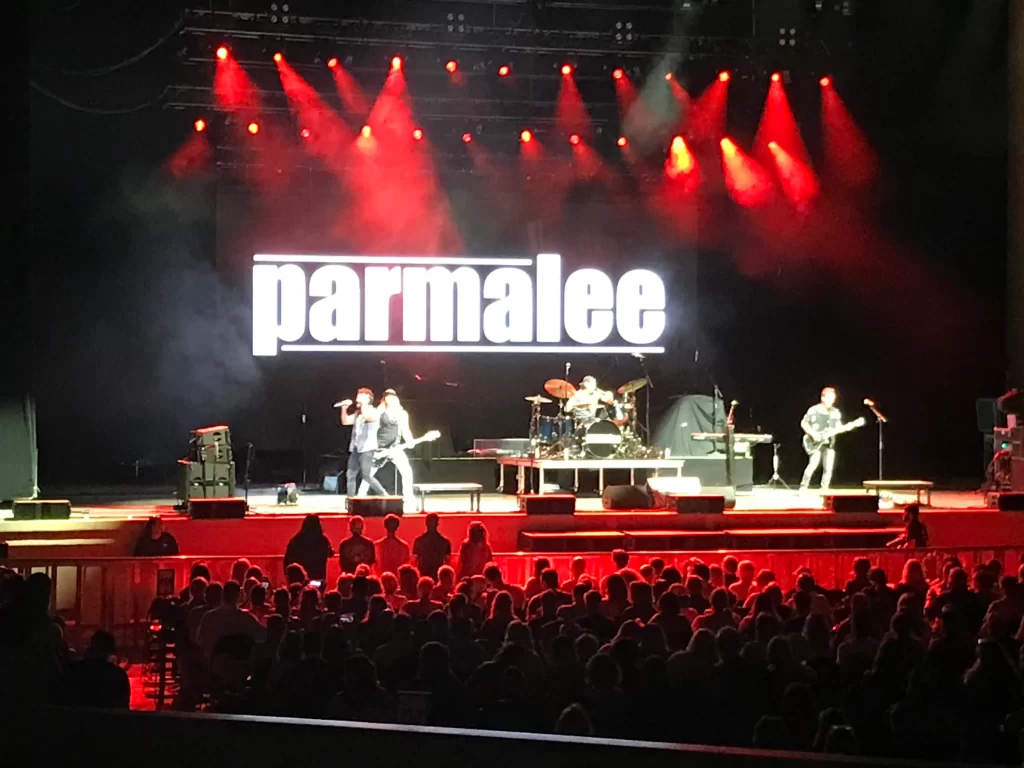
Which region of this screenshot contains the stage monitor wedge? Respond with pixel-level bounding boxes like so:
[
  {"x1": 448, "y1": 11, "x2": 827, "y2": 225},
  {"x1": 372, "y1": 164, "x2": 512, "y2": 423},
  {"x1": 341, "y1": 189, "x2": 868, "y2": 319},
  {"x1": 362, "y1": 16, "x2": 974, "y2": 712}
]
[
  {"x1": 601, "y1": 485, "x2": 653, "y2": 510},
  {"x1": 825, "y1": 494, "x2": 879, "y2": 514},
  {"x1": 12, "y1": 499, "x2": 71, "y2": 520},
  {"x1": 189, "y1": 498, "x2": 247, "y2": 519},
  {"x1": 346, "y1": 496, "x2": 404, "y2": 517},
  {"x1": 518, "y1": 494, "x2": 575, "y2": 516}
]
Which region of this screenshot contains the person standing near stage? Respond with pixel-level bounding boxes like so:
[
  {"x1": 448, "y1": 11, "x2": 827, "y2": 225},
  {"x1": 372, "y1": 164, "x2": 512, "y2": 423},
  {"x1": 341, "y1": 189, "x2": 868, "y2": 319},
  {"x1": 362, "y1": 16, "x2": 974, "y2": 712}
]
[
  {"x1": 339, "y1": 515, "x2": 376, "y2": 574},
  {"x1": 799, "y1": 386, "x2": 843, "y2": 492},
  {"x1": 371, "y1": 389, "x2": 416, "y2": 507},
  {"x1": 413, "y1": 513, "x2": 452, "y2": 580},
  {"x1": 339, "y1": 388, "x2": 388, "y2": 497}
]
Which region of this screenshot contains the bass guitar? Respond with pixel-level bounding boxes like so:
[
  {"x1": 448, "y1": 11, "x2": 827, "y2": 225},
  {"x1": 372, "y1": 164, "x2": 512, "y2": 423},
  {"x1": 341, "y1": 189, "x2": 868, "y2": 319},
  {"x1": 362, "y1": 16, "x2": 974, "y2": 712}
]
[
  {"x1": 802, "y1": 417, "x2": 866, "y2": 455},
  {"x1": 372, "y1": 430, "x2": 441, "y2": 468}
]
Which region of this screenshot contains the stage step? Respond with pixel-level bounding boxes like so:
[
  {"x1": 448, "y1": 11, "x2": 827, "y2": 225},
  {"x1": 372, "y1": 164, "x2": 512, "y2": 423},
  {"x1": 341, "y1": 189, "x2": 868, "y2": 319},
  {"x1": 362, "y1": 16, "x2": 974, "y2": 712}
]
[{"x1": 517, "y1": 526, "x2": 900, "y2": 553}]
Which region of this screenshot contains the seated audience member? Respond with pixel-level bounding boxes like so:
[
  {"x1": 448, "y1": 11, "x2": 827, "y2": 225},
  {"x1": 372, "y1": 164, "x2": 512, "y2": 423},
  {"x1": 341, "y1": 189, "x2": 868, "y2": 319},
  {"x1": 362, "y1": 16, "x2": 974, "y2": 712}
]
[
  {"x1": 375, "y1": 513, "x2": 411, "y2": 576},
  {"x1": 405, "y1": 577, "x2": 445, "y2": 619},
  {"x1": 380, "y1": 572, "x2": 407, "y2": 613},
  {"x1": 561, "y1": 556, "x2": 591, "y2": 591},
  {"x1": 527, "y1": 568, "x2": 571, "y2": 616},
  {"x1": 603, "y1": 574, "x2": 630, "y2": 620},
  {"x1": 456, "y1": 522, "x2": 492, "y2": 580},
  {"x1": 845, "y1": 557, "x2": 872, "y2": 596},
  {"x1": 578, "y1": 590, "x2": 616, "y2": 643},
  {"x1": 694, "y1": 587, "x2": 737, "y2": 633},
  {"x1": 339, "y1": 515, "x2": 376, "y2": 573},
  {"x1": 524, "y1": 557, "x2": 551, "y2": 599},
  {"x1": 248, "y1": 584, "x2": 271, "y2": 623},
  {"x1": 722, "y1": 555, "x2": 739, "y2": 587},
  {"x1": 896, "y1": 559, "x2": 930, "y2": 601},
  {"x1": 432, "y1": 565, "x2": 456, "y2": 602},
  {"x1": 396, "y1": 565, "x2": 419, "y2": 601},
  {"x1": 729, "y1": 560, "x2": 756, "y2": 602},
  {"x1": 187, "y1": 582, "x2": 222, "y2": 646},
  {"x1": 622, "y1": 581, "x2": 656, "y2": 624},
  {"x1": 230, "y1": 559, "x2": 252, "y2": 586},
  {"x1": 639, "y1": 564, "x2": 655, "y2": 585},
  {"x1": 284, "y1": 514, "x2": 334, "y2": 582},
  {"x1": 484, "y1": 564, "x2": 525, "y2": 612},
  {"x1": 340, "y1": 575, "x2": 372, "y2": 622},
  {"x1": 133, "y1": 516, "x2": 179, "y2": 557},
  {"x1": 54, "y1": 630, "x2": 130, "y2": 709},
  {"x1": 285, "y1": 563, "x2": 308, "y2": 587},
  {"x1": 412, "y1": 513, "x2": 452, "y2": 580},
  {"x1": 686, "y1": 576, "x2": 710, "y2": 615},
  {"x1": 887, "y1": 504, "x2": 928, "y2": 549},
  {"x1": 197, "y1": 580, "x2": 266, "y2": 659},
  {"x1": 272, "y1": 587, "x2": 292, "y2": 620}
]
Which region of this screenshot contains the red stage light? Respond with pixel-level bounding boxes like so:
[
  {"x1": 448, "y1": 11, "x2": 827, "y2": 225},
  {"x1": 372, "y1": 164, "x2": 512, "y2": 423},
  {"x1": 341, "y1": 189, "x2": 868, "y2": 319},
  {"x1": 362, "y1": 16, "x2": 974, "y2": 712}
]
[
  {"x1": 498, "y1": 65, "x2": 510, "y2": 77},
  {"x1": 719, "y1": 70, "x2": 730, "y2": 82},
  {"x1": 617, "y1": 136, "x2": 628, "y2": 147},
  {"x1": 819, "y1": 75, "x2": 831, "y2": 87},
  {"x1": 612, "y1": 68, "x2": 624, "y2": 80},
  {"x1": 664, "y1": 72, "x2": 673, "y2": 81},
  {"x1": 361, "y1": 125, "x2": 372, "y2": 138},
  {"x1": 771, "y1": 72, "x2": 781, "y2": 83},
  {"x1": 273, "y1": 52, "x2": 282, "y2": 63},
  {"x1": 569, "y1": 133, "x2": 580, "y2": 146},
  {"x1": 391, "y1": 56, "x2": 402, "y2": 71},
  {"x1": 462, "y1": 132, "x2": 472, "y2": 143},
  {"x1": 300, "y1": 128, "x2": 311, "y2": 139},
  {"x1": 193, "y1": 118, "x2": 206, "y2": 133},
  {"x1": 768, "y1": 140, "x2": 779, "y2": 150},
  {"x1": 327, "y1": 57, "x2": 338, "y2": 69},
  {"x1": 247, "y1": 121, "x2": 260, "y2": 135},
  {"x1": 720, "y1": 137, "x2": 736, "y2": 155},
  {"x1": 216, "y1": 46, "x2": 228, "y2": 61},
  {"x1": 520, "y1": 129, "x2": 533, "y2": 143},
  {"x1": 412, "y1": 128, "x2": 423, "y2": 141},
  {"x1": 446, "y1": 60, "x2": 458, "y2": 73},
  {"x1": 561, "y1": 64, "x2": 572, "y2": 75}
]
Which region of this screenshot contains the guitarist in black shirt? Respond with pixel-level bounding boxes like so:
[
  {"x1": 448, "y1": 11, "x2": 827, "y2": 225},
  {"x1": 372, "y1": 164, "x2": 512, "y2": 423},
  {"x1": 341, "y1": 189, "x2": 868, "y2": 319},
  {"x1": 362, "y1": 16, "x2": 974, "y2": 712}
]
[
  {"x1": 799, "y1": 387, "x2": 853, "y2": 492},
  {"x1": 372, "y1": 389, "x2": 417, "y2": 506}
]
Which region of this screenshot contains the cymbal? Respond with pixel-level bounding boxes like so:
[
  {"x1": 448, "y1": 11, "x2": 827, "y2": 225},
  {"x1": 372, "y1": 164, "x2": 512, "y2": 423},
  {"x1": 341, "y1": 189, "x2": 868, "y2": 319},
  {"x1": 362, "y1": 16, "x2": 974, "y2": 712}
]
[
  {"x1": 544, "y1": 379, "x2": 577, "y2": 399},
  {"x1": 524, "y1": 395, "x2": 553, "y2": 404},
  {"x1": 617, "y1": 378, "x2": 648, "y2": 395}
]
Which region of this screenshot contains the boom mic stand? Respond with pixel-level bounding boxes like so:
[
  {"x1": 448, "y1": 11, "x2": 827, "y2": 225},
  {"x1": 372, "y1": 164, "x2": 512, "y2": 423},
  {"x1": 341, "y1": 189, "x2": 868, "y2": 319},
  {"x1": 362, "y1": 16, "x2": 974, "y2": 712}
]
[
  {"x1": 635, "y1": 354, "x2": 653, "y2": 442},
  {"x1": 865, "y1": 399, "x2": 888, "y2": 480},
  {"x1": 243, "y1": 443, "x2": 255, "y2": 507}
]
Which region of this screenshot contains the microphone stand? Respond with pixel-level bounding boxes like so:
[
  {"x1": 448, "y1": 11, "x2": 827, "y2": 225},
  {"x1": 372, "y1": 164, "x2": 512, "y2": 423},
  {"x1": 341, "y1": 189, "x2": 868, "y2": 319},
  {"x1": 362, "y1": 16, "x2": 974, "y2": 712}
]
[
  {"x1": 636, "y1": 354, "x2": 653, "y2": 442},
  {"x1": 243, "y1": 443, "x2": 255, "y2": 507},
  {"x1": 866, "y1": 401, "x2": 888, "y2": 480}
]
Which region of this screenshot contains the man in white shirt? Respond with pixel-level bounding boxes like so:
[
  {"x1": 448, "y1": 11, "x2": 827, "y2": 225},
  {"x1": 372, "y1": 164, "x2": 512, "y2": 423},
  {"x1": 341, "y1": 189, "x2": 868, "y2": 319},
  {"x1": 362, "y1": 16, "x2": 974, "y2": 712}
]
[{"x1": 197, "y1": 580, "x2": 265, "y2": 659}]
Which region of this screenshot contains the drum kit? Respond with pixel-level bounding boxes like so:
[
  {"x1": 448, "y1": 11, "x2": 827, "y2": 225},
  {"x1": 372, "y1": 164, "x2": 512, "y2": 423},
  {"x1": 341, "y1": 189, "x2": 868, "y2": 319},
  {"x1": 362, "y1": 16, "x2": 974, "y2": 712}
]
[{"x1": 525, "y1": 378, "x2": 660, "y2": 460}]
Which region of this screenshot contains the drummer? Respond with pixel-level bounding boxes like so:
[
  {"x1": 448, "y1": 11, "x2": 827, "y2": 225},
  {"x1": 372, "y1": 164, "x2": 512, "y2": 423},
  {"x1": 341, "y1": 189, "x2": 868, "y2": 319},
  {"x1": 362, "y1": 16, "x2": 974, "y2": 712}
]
[{"x1": 565, "y1": 376, "x2": 615, "y2": 424}]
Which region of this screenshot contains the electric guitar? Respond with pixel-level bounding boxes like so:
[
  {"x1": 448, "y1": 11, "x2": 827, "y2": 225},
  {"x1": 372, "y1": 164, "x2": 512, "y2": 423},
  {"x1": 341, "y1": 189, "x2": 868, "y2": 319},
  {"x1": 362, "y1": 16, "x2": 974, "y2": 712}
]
[
  {"x1": 802, "y1": 417, "x2": 866, "y2": 455},
  {"x1": 372, "y1": 430, "x2": 441, "y2": 468}
]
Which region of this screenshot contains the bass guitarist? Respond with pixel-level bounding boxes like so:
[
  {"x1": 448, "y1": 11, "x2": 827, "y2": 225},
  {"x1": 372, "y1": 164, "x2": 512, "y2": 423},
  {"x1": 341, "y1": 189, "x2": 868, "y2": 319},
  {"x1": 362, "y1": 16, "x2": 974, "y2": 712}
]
[{"x1": 799, "y1": 386, "x2": 845, "y2": 492}]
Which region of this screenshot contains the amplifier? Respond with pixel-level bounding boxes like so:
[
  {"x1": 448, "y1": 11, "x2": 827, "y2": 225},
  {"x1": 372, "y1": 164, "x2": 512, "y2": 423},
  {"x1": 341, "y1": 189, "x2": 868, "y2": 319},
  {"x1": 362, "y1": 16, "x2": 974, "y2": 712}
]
[
  {"x1": 346, "y1": 496, "x2": 404, "y2": 516},
  {"x1": 191, "y1": 425, "x2": 231, "y2": 447}
]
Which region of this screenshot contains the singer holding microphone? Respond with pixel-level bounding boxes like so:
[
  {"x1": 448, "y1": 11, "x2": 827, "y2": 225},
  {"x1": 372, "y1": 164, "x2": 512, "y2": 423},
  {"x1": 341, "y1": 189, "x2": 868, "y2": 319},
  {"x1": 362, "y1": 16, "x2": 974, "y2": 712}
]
[{"x1": 337, "y1": 388, "x2": 388, "y2": 498}]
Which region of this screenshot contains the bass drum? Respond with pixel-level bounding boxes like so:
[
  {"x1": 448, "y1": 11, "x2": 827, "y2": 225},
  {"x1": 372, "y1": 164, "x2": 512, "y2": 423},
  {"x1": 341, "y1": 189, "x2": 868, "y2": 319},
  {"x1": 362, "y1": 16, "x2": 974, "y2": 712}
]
[{"x1": 580, "y1": 419, "x2": 623, "y2": 459}]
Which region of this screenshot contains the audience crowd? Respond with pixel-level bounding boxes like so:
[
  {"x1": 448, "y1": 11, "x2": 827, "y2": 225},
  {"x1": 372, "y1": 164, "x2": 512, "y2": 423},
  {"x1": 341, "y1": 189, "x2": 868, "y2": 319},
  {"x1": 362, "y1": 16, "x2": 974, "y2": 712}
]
[{"x1": 5, "y1": 511, "x2": 1024, "y2": 764}]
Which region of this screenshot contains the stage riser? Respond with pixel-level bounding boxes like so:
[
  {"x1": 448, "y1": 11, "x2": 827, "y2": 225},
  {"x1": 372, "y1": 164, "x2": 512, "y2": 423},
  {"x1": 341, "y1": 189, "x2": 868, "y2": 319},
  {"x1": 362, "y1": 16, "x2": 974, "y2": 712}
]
[{"x1": 499, "y1": 456, "x2": 753, "y2": 494}]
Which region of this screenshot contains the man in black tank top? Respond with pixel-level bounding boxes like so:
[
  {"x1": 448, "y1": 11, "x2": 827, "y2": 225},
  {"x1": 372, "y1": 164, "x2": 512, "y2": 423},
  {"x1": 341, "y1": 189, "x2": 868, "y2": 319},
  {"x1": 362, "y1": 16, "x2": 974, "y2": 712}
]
[{"x1": 372, "y1": 389, "x2": 417, "y2": 507}]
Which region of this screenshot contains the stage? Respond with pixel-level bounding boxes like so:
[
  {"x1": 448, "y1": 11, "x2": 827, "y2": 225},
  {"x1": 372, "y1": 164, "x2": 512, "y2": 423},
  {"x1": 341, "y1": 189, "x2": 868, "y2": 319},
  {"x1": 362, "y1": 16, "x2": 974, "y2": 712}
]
[{"x1": 0, "y1": 485, "x2": 1016, "y2": 561}]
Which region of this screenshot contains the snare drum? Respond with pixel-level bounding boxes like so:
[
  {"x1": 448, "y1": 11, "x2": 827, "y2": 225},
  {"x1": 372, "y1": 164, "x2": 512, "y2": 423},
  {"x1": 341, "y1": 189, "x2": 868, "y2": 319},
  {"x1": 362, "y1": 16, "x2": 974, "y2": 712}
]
[{"x1": 579, "y1": 419, "x2": 623, "y2": 459}]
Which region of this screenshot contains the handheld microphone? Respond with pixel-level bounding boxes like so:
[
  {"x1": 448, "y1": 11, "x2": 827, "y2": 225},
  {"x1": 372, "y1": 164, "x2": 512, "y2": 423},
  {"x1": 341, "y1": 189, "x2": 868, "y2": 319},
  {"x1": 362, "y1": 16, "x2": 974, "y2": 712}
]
[
  {"x1": 731, "y1": 400, "x2": 739, "y2": 407},
  {"x1": 864, "y1": 398, "x2": 875, "y2": 407}
]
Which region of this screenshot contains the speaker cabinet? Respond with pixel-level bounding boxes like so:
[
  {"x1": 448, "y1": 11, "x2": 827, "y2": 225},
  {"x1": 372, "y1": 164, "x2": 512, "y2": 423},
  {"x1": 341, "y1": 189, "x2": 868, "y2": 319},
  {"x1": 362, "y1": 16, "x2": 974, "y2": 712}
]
[
  {"x1": 518, "y1": 494, "x2": 576, "y2": 515},
  {"x1": 346, "y1": 496, "x2": 404, "y2": 517},
  {"x1": 670, "y1": 494, "x2": 727, "y2": 514},
  {"x1": 826, "y1": 494, "x2": 879, "y2": 514},
  {"x1": 188, "y1": 498, "x2": 247, "y2": 519},
  {"x1": 601, "y1": 485, "x2": 653, "y2": 510},
  {"x1": 11, "y1": 499, "x2": 71, "y2": 520}
]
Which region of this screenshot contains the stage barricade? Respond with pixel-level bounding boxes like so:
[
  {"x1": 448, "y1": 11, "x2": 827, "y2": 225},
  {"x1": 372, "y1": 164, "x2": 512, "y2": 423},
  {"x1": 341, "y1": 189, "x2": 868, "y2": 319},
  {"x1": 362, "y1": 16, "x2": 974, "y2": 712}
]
[{"x1": 8, "y1": 544, "x2": 1023, "y2": 654}]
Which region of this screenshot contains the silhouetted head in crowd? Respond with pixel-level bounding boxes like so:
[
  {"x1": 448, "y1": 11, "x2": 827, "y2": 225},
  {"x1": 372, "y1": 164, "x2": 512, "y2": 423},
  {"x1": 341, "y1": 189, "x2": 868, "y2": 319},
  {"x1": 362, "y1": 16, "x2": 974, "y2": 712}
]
[
  {"x1": 264, "y1": 614, "x2": 286, "y2": 646},
  {"x1": 205, "y1": 582, "x2": 224, "y2": 608},
  {"x1": 189, "y1": 562, "x2": 211, "y2": 582},
  {"x1": 467, "y1": 521, "x2": 487, "y2": 545},
  {"x1": 349, "y1": 515, "x2": 365, "y2": 536},
  {"x1": 189, "y1": 577, "x2": 208, "y2": 602},
  {"x1": 710, "y1": 587, "x2": 730, "y2": 612},
  {"x1": 660, "y1": 566, "x2": 682, "y2": 585},
  {"x1": 336, "y1": 574, "x2": 354, "y2": 598},
  {"x1": 86, "y1": 629, "x2": 117, "y2": 661},
  {"x1": 437, "y1": 566, "x2": 455, "y2": 592},
  {"x1": 586, "y1": 652, "x2": 621, "y2": 690},
  {"x1": 383, "y1": 513, "x2": 401, "y2": 536},
  {"x1": 231, "y1": 559, "x2": 251, "y2": 585},
  {"x1": 692, "y1": 562, "x2": 711, "y2": 583},
  {"x1": 606, "y1": 574, "x2": 628, "y2": 603},
  {"x1": 556, "y1": 703, "x2": 594, "y2": 736},
  {"x1": 416, "y1": 576, "x2": 435, "y2": 600},
  {"x1": 222, "y1": 580, "x2": 242, "y2": 607},
  {"x1": 324, "y1": 590, "x2": 342, "y2": 614},
  {"x1": 804, "y1": 615, "x2": 833, "y2": 654},
  {"x1": 286, "y1": 563, "x2": 308, "y2": 586},
  {"x1": 250, "y1": 584, "x2": 266, "y2": 608},
  {"x1": 141, "y1": 516, "x2": 165, "y2": 541},
  {"x1": 687, "y1": 628, "x2": 717, "y2": 663},
  {"x1": 424, "y1": 512, "x2": 440, "y2": 532},
  {"x1": 612, "y1": 549, "x2": 629, "y2": 570},
  {"x1": 300, "y1": 514, "x2": 324, "y2": 537},
  {"x1": 540, "y1": 568, "x2": 560, "y2": 591},
  {"x1": 273, "y1": 588, "x2": 290, "y2": 616},
  {"x1": 737, "y1": 560, "x2": 755, "y2": 582},
  {"x1": 853, "y1": 557, "x2": 871, "y2": 579},
  {"x1": 824, "y1": 726, "x2": 860, "y2": 755}
]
